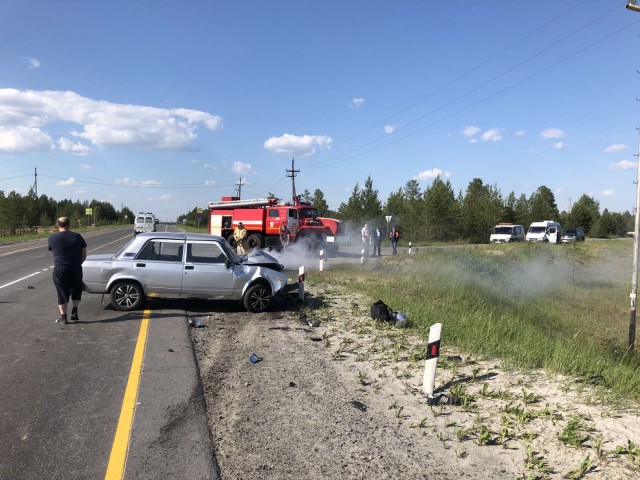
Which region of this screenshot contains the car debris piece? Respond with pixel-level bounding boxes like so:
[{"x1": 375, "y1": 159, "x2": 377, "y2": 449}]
[
  {"x1": 249, "y1": 354, "x2": 262, "y2": 364},
  {"x1": 350, "y1": 400, "x2": 367, "y2": 411},
  {"x1": 188, "y1": 318, "x2": 205, "y2": 328}
]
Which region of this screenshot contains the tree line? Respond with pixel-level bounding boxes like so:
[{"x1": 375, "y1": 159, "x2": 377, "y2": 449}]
[
  {"x1": 331, "y1": 176, "x2": 633, "y2": 243},
  {"x1": 0, "y1": 188, "x2": 134, "y2": 236}
]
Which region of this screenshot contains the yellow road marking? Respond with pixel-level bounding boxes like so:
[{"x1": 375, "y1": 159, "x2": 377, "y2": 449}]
[{"x1": 104, "y1": 310, "x2": 151, "y2": 480}]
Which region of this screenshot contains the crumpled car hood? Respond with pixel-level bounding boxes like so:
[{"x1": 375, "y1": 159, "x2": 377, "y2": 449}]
[{"x1": 242, "y1": 250, "x2": 284, "y2": 271}]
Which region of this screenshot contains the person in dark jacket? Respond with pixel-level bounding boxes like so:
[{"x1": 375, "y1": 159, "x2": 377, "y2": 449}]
[{"x1": 48, "y1": 217, "x2": 87, "y2": 325}]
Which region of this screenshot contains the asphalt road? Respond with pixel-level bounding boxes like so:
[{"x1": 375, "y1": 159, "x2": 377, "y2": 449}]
[{"x1": 0, "y1": 226, "x2": 217, "y2": 480}]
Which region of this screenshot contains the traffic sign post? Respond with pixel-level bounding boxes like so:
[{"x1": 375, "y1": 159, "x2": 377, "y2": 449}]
[{"x1": 385, "y1": 215, "x2": 392, "y2": 239}]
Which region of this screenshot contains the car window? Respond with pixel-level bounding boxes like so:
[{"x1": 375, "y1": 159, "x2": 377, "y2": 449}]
[
  {"x1": 187, "y1": 242, "x2": 226, "y2": 264},
  {"x1": 268, "y1": 210, "x2": 279, "y2": 218},
  {"x1": 136, "y1": 240, "x2": 184, "y2": 262}
]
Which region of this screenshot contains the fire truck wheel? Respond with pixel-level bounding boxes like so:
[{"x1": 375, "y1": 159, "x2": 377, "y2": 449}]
[
  {"x1": 243, "y1": 283, "x2": 272, "y2": 313},
  {"x1": 226, "y1": 233, "x2": 237, "y2": 248},
  {"x1": 247, "y1": 233, "x2": 262, "y2": 250}
]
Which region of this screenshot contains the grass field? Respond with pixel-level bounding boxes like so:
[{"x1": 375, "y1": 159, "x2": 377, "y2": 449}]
[{"x1": 310, "y1": 239, "x2": 640, "y2": 401}]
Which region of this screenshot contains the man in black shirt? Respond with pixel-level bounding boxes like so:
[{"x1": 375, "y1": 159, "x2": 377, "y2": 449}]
[{"x1": 48, "y1": 217, "x2": 87, "y2": 325}]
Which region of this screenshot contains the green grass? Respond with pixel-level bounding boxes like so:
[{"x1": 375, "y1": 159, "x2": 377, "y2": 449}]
[{"x1": 309, "y1": 239, "x2": 640, "y2": 400}]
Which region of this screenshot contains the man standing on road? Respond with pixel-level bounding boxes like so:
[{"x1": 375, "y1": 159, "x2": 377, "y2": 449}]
[
  {"x1": 374, "y1": 226, "x2": 383, "y2": 256},
  {"x1": 361, "y1": 223, "x2": 370, "y2": 257},
  {"x1": 48, "y1": 217, "x2": 87, "y2": 325},
  {"x1": 389, "y1": 226, "x2": 399, "y2": 255},
  {"x1": 233, "y1": 222, "x2": 248, "y2": 255}
]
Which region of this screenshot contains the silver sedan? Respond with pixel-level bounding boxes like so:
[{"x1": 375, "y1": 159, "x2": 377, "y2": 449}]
[{"x1": 82, "y1": 232, "x2": 291, "y2": 312}]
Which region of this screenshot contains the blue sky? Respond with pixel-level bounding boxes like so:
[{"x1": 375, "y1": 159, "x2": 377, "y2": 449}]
[{"x1": 1, "y1": 1, "x2": 639, "y2": 221}]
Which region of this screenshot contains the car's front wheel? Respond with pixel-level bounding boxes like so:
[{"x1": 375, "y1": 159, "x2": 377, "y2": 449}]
[
  {"x1": 243, "y1": 283, "x2": 272, "y2": 313},
  {"x1": 110, "y1": 281, "x2": 144, "y2": 311}
]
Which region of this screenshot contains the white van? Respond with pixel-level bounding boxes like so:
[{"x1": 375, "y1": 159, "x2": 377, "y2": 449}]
[
  {"x1": 490, "y1": 223, "x2": 525, "y2": 243},
  {"x1": 526, "y1": 221, "x2": 561, "y2": 243},
  {"x1": 134, "y1": 213, "x2": 157, "y2": 235}
]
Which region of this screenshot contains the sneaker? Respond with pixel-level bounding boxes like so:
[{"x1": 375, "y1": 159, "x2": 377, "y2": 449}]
[
  {"x1": 56, "y1": 315, "x2": 68, "y2": 325},
  {"x1": 70, "y1": 310, "x2": 79, "y2": 321}
]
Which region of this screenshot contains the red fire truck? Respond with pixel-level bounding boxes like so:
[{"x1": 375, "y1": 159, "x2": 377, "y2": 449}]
[{"x1": 208, "y1": 195, "x2": 344, "y2": 252}]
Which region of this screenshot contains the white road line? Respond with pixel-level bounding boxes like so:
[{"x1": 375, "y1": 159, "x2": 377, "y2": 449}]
[{"x1": 0, "y1": 271, "x2": 41, "y2": 290}]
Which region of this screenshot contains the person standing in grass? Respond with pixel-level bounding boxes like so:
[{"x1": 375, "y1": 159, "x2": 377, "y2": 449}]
[
  {"x1": 48, "y1": 217, "x2": 87, "y2": 325},
  {"x1": 361, "y1": 223, "x2": 370, "y2": 257},
  {"x1": 389, "y1": 226, "x2": 399, "y2": 255}
]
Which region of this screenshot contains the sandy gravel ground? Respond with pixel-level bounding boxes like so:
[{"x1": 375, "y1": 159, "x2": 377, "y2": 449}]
[{"x1": 189, "y1": 285, "x2": 640, "y2": 480}]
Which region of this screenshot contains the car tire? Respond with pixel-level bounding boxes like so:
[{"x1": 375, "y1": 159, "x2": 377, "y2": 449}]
[
  {"x1": 110, "y1": 281, "x2": 144, "y2": 311},
  {"x1": 243, "y1": 283, "x2": 272, "y2": 313},
  {"x1": 247, "y1": 233, "x2": 262, "y2": 250}
]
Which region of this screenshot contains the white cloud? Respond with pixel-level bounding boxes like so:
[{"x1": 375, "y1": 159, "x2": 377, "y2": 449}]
[
  {"x1": 264, "y1": 133, "x2": 333, "y2": 158},
  {"x1": 58, "y1": 137, "x2": 91, "y2": 155},
  {"x1": 0, "y1": 88, "x2": 223, "y2": 154},
  {"x1": 79, "y1": 163, "x2": 91, "y2": 171},
  {"x1": 514, "y1": 130, "x2": 526, "y2": 137},
  {"x1": 554, "y1": 141, "x2": 565, "y2": 149},
  {"x1": 56, "y1": 177, "x2": 75, "y2": 186},
  {"x1": 601, "y1": 189, "x2": 614, "y2": 197},
  {"x1": 540, "y1": 128, "x2": 566, "y2": 139},
  {"x1": 469, "y1": 138, "x2": 478, "y2": 144},
  {"x1": 384, "y1": 124, "x2": 399, "y2": 134},
  {"x1": 609, "y1": 160, "x2": 637, "y2": 170},
  {"x1": 115, "y1": 177, "x2": 160, "y2": 188},
  {"x1": 482, "y1": 129, "x2": 502, "y2": 142},
  {"x1": 463, "y1": 125, "x2": 481, "y2": 138},
  {"x1": 203, "y1": 162, "x2": 218, "y2": 169},
  {"x1": 555, "y1": 186, "x2": 565, "y2": 195},
  {"x1": 604, "y1": 144, "x2": 627, "y2": 153},
  {"x1": 205, "y1": 180, "x2": 216, "y2": 186},
  {"x1": 349, "y1": 98, "x2": 365, "y2": 108},
  {"x1": 232, "y1": 161, "x2": 255, "y2": 175},
  {"x1": 75, "y1": 187, "x2": 88, "y2": 195},
  {"x1": 415, "y1": 168, "x2": 451, "y2": 181},
  {"x1": 0, "y1": 126, "x2": 53, "y2": 154},
  {"x1": 22, "y1": 57, "x2": 41, "y2": 69},
  {"x1": 159, "y1": 194, "x2": 172, "y2": 201}
]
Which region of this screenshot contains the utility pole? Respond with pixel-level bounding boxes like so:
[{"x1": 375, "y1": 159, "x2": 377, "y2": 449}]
[
  {"x1": 33, "y1": 166, "x2": 38, "y2": 198},
  {"x1": 235, "y1": 177, "x2": 244, "y2": 199},
  {"x1": 630, "y1": 130, "x2": 640, "y2": 353},
  {"x1": 286, "y1": 158, "x2": 299, "y2": 200},
  {"x1": 625, "y1": 2, "x2": 639, "y2": 352}
]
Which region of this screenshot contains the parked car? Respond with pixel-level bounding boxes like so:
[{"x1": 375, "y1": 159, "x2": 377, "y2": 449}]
[
  {"x1": 82, "y1": 232, "x2": 293, "y2": 312},
  {"x1": 561, "y1": 228, "x2": 585, "y2": 243},
  {"x1": 490, "y1": 223, "x2": 525, "y2": 243}
]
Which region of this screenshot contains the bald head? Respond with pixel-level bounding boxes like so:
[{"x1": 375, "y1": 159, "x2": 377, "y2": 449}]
[{"x1": 57, "y1": 217, "x2": 70, "y2": 229}]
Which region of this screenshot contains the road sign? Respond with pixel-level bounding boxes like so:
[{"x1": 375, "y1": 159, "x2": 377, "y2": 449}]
[
  {"x1": 385, "y1": 215, "x2": 392, "y2": 223},
  {"x1": 86, "y1": 208, "x2": 93, "y2": 215}
]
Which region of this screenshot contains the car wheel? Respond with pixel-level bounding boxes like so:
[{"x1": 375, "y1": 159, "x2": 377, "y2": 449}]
[
  {"x1": 110, "y1": 281, "x2": 144, "y2": 311},
  {"x1": 243, "y1": 283, "x2": 272, "y2": 313}
]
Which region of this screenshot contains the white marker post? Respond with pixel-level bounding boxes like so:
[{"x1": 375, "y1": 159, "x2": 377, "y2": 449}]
[
  {"x1": 422, "y1": 323, "x2": 442, "y2": 396},
  {"x1": 408, "y1": 241, "x2": 412, "y2": 255},
  {"x1": 360, "y1": 249, "x2": 365, "y2": 264},
  {"x1": 319, "y1": 249, "x2": 325, "y2": 272},
  {"x1": 298, "y1": 265, "x2": 305, "y2": 302}
]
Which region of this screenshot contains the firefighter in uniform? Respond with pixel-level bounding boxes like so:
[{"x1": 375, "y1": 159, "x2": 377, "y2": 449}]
[{"x1": 233, "y1": 222, "x2": 248, "y2": 255}]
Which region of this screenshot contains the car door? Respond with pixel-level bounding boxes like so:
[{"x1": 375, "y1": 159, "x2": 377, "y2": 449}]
[
  {"x1": 133, "y1": 239, "x2": 184, "y2": 296},
  {"x1": 182, "y1": 240, "x2": 235, "y2": 297}
]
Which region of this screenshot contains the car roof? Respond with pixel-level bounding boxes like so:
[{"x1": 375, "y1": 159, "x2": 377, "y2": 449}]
[{"x1": 135, "y1": 232, "x2": 225, "y2": 242}]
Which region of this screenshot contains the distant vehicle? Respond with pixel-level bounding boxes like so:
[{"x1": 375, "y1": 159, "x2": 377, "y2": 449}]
[
  {"x1": 561, "y1": 228, "x2": 585, "y2": 243},
  {"x1": 134, "y1": 212, "x2": 156, "y2": 235},
  {"x1": 82, "y1": 232, "x2": 294, "y2": 313},
  {"x1": 526, "y1": 221, "x2": 561, "y2": 243},
  {"x1": 155, "y1": 218, "x2": 160, "y2": 225},
  {"x1": 489, "y1": 223, "x2": 525, "y2": 243}
]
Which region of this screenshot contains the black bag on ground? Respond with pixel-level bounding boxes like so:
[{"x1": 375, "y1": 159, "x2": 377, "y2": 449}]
[{"x1": 370, "y1": 300, "x2": 393, "y2": 323}]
